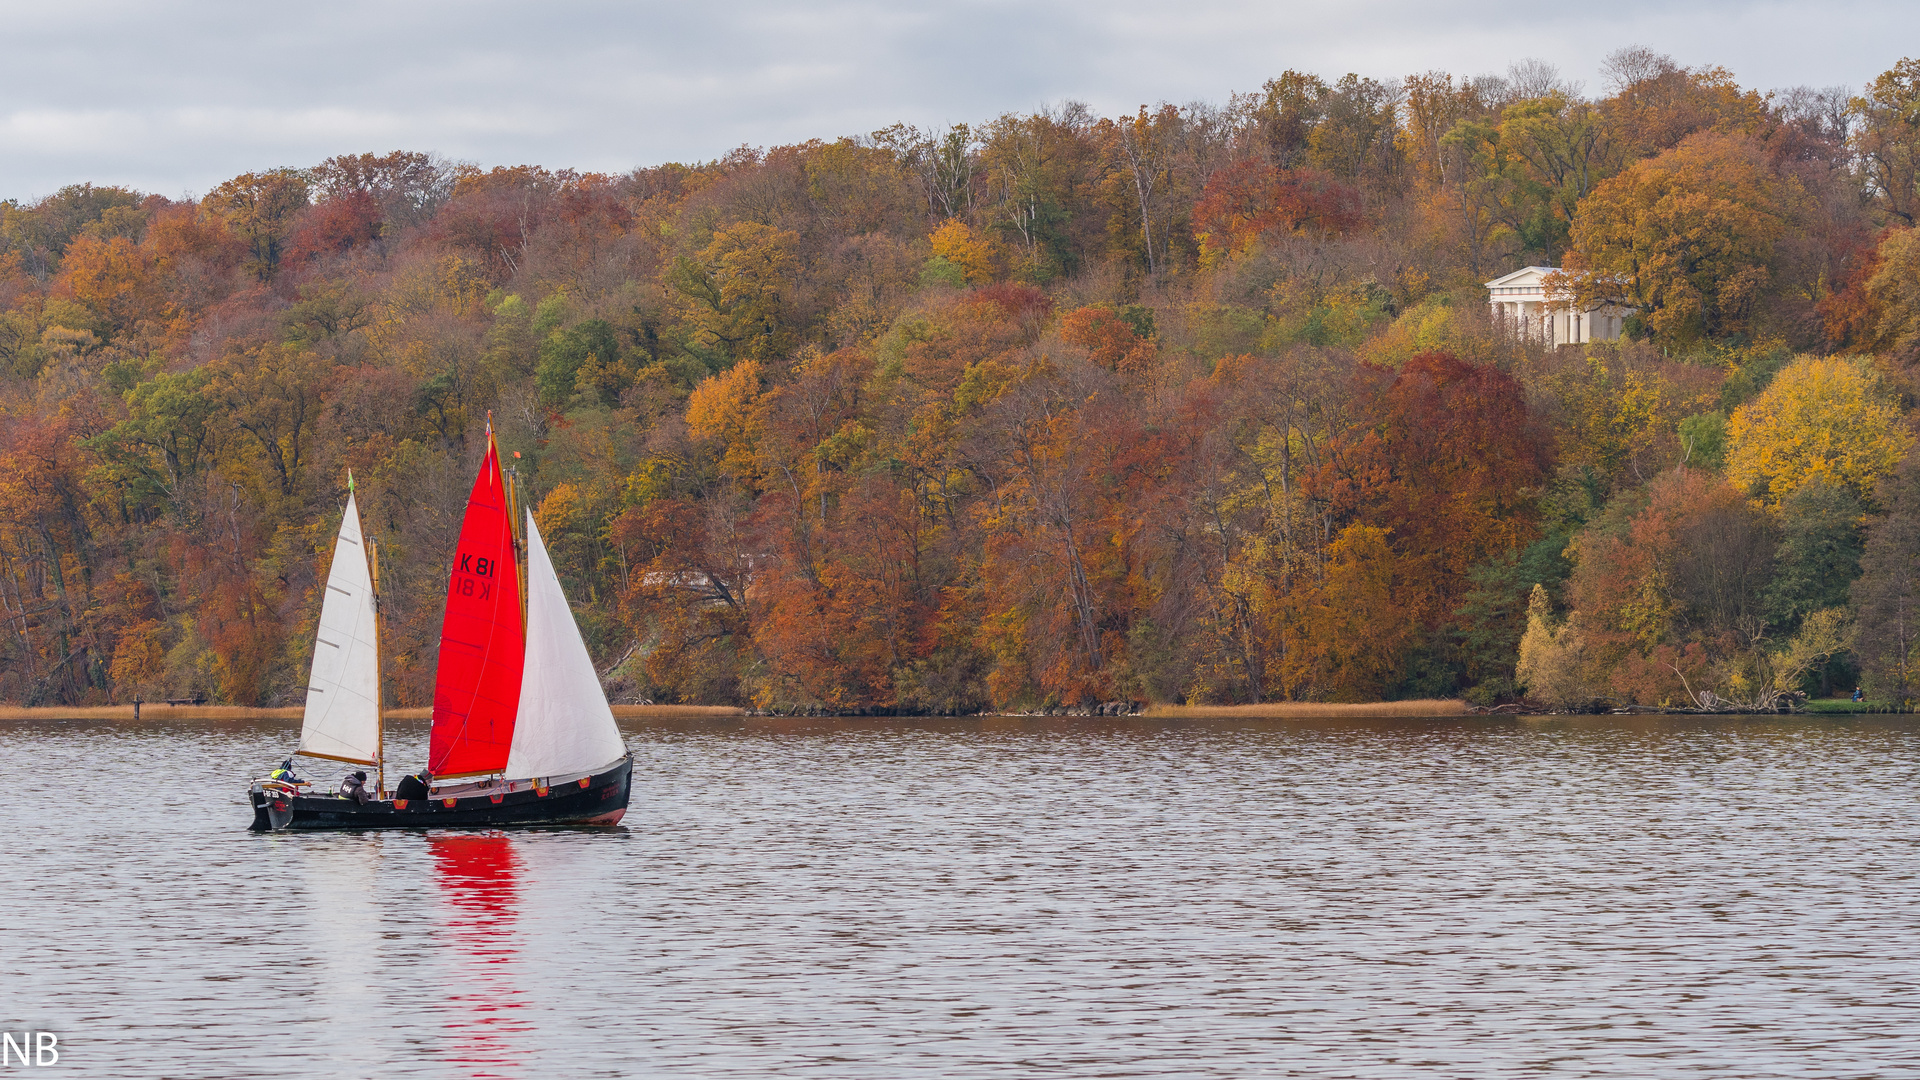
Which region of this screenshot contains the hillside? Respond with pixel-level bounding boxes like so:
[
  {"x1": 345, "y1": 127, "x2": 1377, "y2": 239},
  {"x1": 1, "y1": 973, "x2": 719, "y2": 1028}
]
[{"x1": 4, "y1": 50, "x2": 1920, "y2": 711}]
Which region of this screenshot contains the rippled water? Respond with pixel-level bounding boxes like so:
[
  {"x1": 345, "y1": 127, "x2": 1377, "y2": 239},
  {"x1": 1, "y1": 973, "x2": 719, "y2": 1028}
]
[{"x1": 3, "y1": 715, "x2": 1920, "y2": 1078}]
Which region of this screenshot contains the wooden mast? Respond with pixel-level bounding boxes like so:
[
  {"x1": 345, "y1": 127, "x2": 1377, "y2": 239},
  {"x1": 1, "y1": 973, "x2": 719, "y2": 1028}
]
[
  {"x1": 359, "y1": 469, "x2": 388, "y2": 800},
  {"x1": 501, "y1": 420, "x2": 529, "y2": 634},
  {"x1": 499, "y1": 418, "x2": 529, "y2": 780}
]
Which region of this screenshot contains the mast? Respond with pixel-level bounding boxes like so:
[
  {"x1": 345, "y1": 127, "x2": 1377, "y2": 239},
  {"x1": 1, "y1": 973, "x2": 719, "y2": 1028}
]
[
  {"x1": 366, "y1": 472, "x2": 386, "y2": 798},
  {"x1": 516, "y1": 483, "x2": 530, "y2": 630},
  {"x1": 499, "y1": 414, "x2": 530, "y2": 635},
  {"x1": 505, "y1": 445, "x2": 529, "y2": 631}
]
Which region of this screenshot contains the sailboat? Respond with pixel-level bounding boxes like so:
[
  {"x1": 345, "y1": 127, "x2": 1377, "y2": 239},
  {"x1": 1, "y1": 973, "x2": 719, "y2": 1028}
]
[{"x1": 248, "y1": 436, "x2": 633, "y2": 831}]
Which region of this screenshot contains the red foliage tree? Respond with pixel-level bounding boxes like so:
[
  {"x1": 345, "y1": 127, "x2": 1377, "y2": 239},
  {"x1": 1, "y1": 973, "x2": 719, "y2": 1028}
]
[
  {"x1": 429, "y1": 166, "x2": 566, "y2": 281},
  {"x1": 286, "y1": 190, "x2": 383, "y2": 266},
  {"x1": 1315, "y1": 352, "x2": 1550, "y2": 621},
  {"x1": 1191, "y1": 162, "x2": 1363, "y2": 264}
]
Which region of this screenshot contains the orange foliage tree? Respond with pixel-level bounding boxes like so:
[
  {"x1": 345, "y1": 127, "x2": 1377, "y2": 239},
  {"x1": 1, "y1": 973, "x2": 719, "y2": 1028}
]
[{"x1": 1565, "y1": 132, "x2": 1804, "y2": 342}]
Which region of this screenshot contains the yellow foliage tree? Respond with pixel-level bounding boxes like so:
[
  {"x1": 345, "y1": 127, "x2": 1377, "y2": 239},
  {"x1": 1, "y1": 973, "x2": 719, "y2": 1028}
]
[
  {"x1": 1539, "y1": 353, "x2": 1708, "y2": 489},
  {"x1": 109, "y1": 619, "x2": 170, "y2": 694},
  {"x1": 1275, "y1": 524, "x2": 1415, "y2": 700},
  {"x1": 670, "y1": 222, "x2": 800, "y2": 364},
  {"x1": 1864, "y1": 227, "x2": 1920, "y2": 355},
  {"x1": 927, "y1": 219, "x2": 1001, "y2": 283},
  {"x1": 686, "y1": 359, "x2": 765, "y2": 479},
  {"x1": 535, "y1": 481, "x2": 589, "y2": 538},
  {"x1": 1355, "y1": 300, "x2": 1472, "y2": 368},
  {"x1": 1515, "y1": 584, "x2": 1592, "y2": 708},
  {"x1": 1726, "y1": 355, "x2": 1913, "y2": 505}
]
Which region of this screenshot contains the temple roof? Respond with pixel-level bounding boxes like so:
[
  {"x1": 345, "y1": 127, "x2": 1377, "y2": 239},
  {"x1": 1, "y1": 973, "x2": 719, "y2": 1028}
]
[{"x1": 1483, "y1": 266, "x2": 1556, "y2": 289}]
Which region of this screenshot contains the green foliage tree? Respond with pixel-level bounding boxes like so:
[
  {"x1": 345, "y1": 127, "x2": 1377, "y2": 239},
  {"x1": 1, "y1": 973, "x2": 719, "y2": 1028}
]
[
  {"x1": 1853, "y1": 454, "x2": 1920, "y2": 703},
  {"x1": 207, "y1": 343, "x2": 333, "y2": 499},
  {"x1": 91, "y1": 368, "x2": 221, "y2": 508},
  {"x1": 1765, "y1": 479, "x2": 1866, "y2": 630},
  {"x1": 1454, "y1": 533, "x2": 1574, "y2": 702},
  {"x1": 536, "y1": 318, "x2": 623, "y2": 406}
]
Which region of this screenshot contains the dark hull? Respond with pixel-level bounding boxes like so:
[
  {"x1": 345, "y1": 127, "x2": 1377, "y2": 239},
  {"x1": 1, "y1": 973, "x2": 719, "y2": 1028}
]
[{"x1": 248, "y1": 756, "x2": 631, "y2": 832}]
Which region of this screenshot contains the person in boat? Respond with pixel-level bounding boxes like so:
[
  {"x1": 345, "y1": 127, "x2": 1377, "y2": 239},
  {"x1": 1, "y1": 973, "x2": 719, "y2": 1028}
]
[
  {"x1": 268, "y1": 758, "x2": 303, "y2": 784},
  {"x1": 340, "y1": 770, "x2": 372, "y2": 804}
]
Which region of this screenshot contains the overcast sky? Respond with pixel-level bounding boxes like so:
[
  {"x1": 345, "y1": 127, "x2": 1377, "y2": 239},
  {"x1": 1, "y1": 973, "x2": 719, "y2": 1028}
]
[{"x1": 1, "y1": 0, "x2": 1913, "y2": 200}]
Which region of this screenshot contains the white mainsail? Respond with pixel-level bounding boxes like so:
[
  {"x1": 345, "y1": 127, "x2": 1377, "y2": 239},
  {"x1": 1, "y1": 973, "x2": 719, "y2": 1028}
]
[
  {"x1": 297, "y1": 492, "x2": 382, "y2": 765},
  {"x1": 504, "y1": 513, "x2": 626, "y2": 779}
]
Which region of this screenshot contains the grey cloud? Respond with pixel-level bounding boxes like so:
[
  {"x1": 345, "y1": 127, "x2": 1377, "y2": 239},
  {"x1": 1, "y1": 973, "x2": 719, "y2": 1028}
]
[{"x1": 0, "y1": 0, "x2": 1914, "y2": 198}]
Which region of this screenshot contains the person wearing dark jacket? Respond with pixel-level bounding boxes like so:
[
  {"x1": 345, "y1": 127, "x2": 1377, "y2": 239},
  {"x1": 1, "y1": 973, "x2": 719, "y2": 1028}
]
[{"x1": 340, "y1": 770, "x2": 372, "y2": 804}]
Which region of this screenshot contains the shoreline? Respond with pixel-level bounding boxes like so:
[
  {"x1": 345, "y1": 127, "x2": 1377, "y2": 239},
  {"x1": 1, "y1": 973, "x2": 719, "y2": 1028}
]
[{"x1": 0, "y1": 699, "x2": 1899, "y2": 722}]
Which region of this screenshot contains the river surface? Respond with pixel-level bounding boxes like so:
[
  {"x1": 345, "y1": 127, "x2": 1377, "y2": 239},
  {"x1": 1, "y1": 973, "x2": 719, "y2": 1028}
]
[{"x1": 2, "y1": 715, "x2": 1919, "y2": 1078}]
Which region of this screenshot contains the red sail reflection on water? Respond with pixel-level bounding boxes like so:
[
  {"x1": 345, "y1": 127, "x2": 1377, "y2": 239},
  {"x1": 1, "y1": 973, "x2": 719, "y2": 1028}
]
[{"x1": 430, "y1": 833, "x2": 532, "y2": 1077}]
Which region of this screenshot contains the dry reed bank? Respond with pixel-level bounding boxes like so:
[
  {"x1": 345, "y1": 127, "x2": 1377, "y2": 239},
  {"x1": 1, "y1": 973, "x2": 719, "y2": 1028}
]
[{"x1": 1143, "y1": 700, "x2": 1469, "y2": 719}]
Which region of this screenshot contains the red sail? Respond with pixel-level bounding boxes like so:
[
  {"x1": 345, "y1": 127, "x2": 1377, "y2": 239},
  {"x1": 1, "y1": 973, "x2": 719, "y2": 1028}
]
[{"x1": 428, "y1": 438, "x2": 525, "y2": 777}]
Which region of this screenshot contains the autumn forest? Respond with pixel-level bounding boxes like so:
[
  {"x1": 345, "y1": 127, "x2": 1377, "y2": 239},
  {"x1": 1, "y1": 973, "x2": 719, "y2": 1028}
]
[{"x1": 8, "y1": 49, "x2": 1920, "y2": 712}]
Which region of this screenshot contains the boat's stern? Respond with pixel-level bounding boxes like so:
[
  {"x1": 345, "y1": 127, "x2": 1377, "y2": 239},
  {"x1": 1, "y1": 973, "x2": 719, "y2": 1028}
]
[
  {"x1": 247, "y1": 783, "x2": 270, "y2": 832},
  {"x1": 246, "y1": 780, "x2": 302, "y2": 831}
]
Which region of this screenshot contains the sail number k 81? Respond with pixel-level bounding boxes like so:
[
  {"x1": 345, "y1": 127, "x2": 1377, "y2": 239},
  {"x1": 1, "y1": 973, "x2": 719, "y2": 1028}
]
[{"x1": 452, "y1": 553, "x2": 497, "y2": 599}]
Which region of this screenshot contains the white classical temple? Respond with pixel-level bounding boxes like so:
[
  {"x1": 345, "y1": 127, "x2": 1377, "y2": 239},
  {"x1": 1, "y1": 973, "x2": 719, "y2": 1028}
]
[{"x1": 1485, "y1": 266, "x2": 1628, "y2": 346}]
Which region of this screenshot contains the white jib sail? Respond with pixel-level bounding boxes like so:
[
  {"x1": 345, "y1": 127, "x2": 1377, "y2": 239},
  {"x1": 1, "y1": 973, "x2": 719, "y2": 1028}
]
[
  {"x1": 505, "y1": 512, "x2": 626, "y2": 780},
  {"x1": 297, "y1": 492, "x2": 382, "y2": 764}
]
